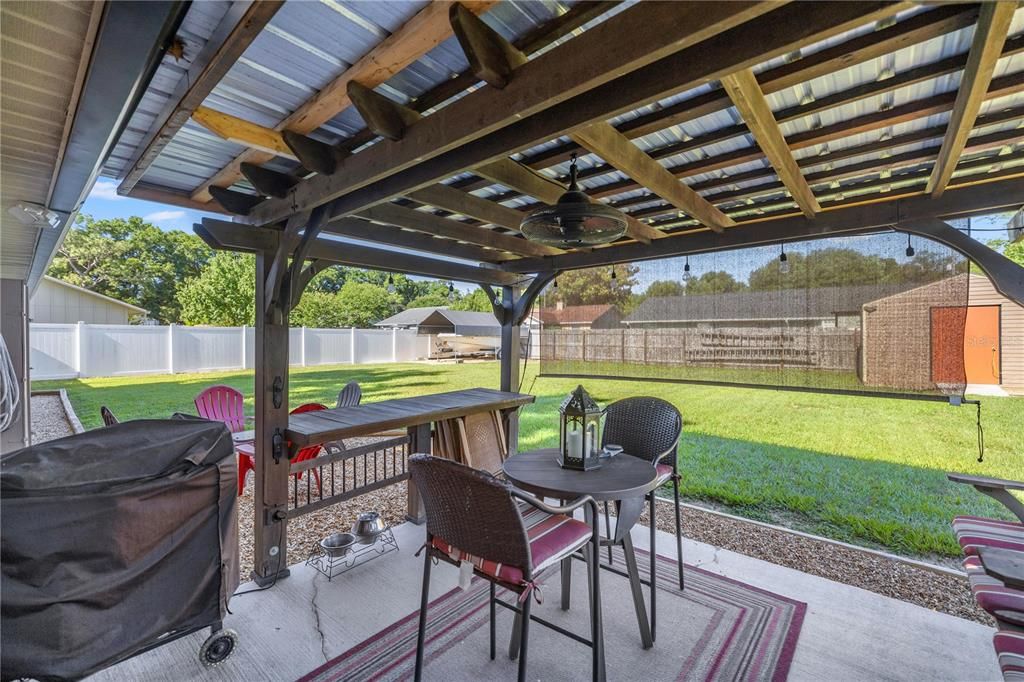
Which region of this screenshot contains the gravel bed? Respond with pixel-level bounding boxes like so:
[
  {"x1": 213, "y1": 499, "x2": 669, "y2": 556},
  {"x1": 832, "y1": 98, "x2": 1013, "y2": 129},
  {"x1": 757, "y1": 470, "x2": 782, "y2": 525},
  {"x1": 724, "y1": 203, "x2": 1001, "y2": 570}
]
[
  {"x1": 237, "y1": 437, "x2": 409, "y2": 575},
  {"x1": 30, "y1": 394, "x2": 75, "y2": 444},
  {"x1": 642, "y1": 499, "x2": 988, "y2": 625},
  {"x1": 234, "y1": 450, "x2": 986, "y2": 625}
]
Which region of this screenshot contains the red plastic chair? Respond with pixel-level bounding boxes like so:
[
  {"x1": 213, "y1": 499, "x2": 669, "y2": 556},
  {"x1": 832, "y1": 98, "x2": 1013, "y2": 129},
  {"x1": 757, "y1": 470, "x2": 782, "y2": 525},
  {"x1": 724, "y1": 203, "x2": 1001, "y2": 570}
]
[
  {"x1": 236, "y1": 403, "x2": 327, "y2": 497},
  {"x1": 194, "y1": 385, "x2": 250, "y2": 433}
]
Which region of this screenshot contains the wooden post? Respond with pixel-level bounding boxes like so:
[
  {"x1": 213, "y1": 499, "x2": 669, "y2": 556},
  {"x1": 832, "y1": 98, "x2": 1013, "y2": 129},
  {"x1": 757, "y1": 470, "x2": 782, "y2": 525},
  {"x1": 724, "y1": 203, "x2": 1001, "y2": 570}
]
[
  {"x1": 252, "y1": 244, "x2": 292, "y2": 585},
  {"x1": 499, "y1": 285, "x2": 522, "y2": 454},
  {"x1": 405, "y1": 422, "x2": 431, "y2": 524}
]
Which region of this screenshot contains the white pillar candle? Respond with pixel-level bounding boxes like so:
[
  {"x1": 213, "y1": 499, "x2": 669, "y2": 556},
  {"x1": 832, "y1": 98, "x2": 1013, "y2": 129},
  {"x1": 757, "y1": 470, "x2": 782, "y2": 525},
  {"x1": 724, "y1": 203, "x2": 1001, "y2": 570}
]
[{"x1": 567, "y1": 429, "x2": 582, "y2": 457}]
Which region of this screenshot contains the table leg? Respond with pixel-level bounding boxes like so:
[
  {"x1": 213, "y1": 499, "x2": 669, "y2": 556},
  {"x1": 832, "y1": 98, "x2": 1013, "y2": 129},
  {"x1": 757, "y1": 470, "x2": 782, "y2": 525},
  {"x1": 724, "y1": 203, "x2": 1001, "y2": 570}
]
[
  {"x1": 584, "y1": 504, "x2": 606, "y2": 679},
  {"x1": 621, "y1": 532, "x2": 653, "y2": 649}
]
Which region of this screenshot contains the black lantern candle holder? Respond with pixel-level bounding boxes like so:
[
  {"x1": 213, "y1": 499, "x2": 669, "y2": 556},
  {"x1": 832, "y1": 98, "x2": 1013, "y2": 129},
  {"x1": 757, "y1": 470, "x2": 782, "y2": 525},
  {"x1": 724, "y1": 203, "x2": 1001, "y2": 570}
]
[{"x1": 558, "y1": 385, "x2": 602, "y2": 471}]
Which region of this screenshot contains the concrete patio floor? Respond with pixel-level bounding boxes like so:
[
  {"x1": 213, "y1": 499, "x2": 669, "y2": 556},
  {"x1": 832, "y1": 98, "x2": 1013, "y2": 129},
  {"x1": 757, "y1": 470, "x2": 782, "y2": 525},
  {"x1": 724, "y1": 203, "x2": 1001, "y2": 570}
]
[{"x1": 93, "y1": 518, "x2": 998, "y2": 681}]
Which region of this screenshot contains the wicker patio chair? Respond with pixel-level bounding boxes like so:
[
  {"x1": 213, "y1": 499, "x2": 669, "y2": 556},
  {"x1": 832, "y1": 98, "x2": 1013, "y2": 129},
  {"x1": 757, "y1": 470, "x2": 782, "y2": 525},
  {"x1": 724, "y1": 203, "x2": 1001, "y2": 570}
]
[
  {"x1": 409, "y1": 455, "x2": 604, "y2": 682},
  {"x1": 601, "y1": 397, "x2": 683, "y2": 641},
  {"x1": 99, "y1": 406, "x2": 119, "y2": 427},
  {"x1": 336, "y1": 381, "x2": 362, "y2": 408}
]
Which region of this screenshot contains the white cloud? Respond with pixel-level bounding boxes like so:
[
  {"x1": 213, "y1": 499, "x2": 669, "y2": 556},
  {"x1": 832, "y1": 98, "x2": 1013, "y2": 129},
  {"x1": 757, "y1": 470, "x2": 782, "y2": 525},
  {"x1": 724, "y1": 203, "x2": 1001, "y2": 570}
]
[
  {"x1": 144, "y1": 210, "x2": 187, "y2": 222},
  {"x1": 88, "y1": 179, "x2": 125, "y2": 201}
]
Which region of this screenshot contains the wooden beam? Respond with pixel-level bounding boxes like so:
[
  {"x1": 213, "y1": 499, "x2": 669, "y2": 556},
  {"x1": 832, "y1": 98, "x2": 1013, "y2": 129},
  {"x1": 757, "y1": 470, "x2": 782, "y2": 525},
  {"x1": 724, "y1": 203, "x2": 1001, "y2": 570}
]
[
  {"x1": 281, "y1": 131, "x2": 336, "y2": 175},
  {"x1": 450, "y1": 2, "x2": 527, "y2": 89},
  {"x1": 209, "y1": 186, "x2": 264, "y2": 215},
  {"x1": 927, "y1": 2, "x2": 1017, "y2": 197},
  {"x1": 497, "y1": 176, "x2": 1024, "y2": 273},
  {"x1": 127, "y1": 183, "x2": 232, "y2": 215},
  {"x1": 357, "y1": 202, "x2": 562, "y2": 258},
  {"x1": 192, "y1": 105, "x2": 297, "y2": 158},
  {"x1": 571, "y1": 122, "x2": 735, "y2": 231},
  {"x1": 190, "y1": 1, "x2": 499, "y2": 202},
  {"x1": 117, "y1": 1, "x2": 283, "y2": 194},
  {"x1": 720, "y1": 68, "x2": 820, "y2": 217},
  {"x1": 248, "y1": 1, "x2": 785, "y2": 225},
  {"x1": 347, "y1": 81, "x2": 421, "y2": 141},
  {"x1": 240, "y1": 164, "x2": 298, "y2": 199},
  {"x1": 323, "y1": 216, "x2": 517, "y2": 262},
  {"x1": 199, "y1": 217, "x2": 525, "y2": 285},
  {"x1": 407, "y1": 183, "x2": 525, "y2": 231}
]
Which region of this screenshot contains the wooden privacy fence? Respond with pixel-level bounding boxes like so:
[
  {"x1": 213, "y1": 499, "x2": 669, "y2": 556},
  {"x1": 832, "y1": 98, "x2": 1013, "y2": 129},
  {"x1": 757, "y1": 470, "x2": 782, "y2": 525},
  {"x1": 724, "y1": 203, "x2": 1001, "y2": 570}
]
[{"x1": 541, "y1": 327, "x2": 859, "y2": 372}]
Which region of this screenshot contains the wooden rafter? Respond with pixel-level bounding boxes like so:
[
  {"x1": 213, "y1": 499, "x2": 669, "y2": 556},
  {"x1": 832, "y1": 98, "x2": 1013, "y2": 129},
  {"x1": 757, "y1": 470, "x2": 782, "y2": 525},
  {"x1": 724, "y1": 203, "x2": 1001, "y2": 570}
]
[
  {"x1": 356, "y1": 202, "x2": 562, "y2": 258},
  {"x1": 197, "y1": 218, "x2": 525, "y2": 286},
  {"x1": 248, "y1": 1, "x2": 788, "y2": 225},
  {"x1": 117, "y1": 1, "x2": 284, "y2": 194},
  {"x1": 720, "y1": 68, "x2": 820, "y2": 217},
  {"x1": 503, "y1": 3, "x2": 975, "y2": 174},
  {"x1": 926, "y1": 1, "x2": 1017, "y2": 197},
  {"x1": 190, "y1": 1, "x2": 499, "y2": 203},
  {"x1": 571, "y1": 123, "x2": 735, "y2": 231},
  {"x1": 495, "y1": 175, "x2": 1024, "y2": 274},
  {"x1": 406, "y1": 183, "x2": 525, "y2": 231},
  {"x1": 323, "y1": 217, "x2": 518, "y2": 263},
  {"x1": 449, "y1": 6, "x2": 714, "y2": 234}
]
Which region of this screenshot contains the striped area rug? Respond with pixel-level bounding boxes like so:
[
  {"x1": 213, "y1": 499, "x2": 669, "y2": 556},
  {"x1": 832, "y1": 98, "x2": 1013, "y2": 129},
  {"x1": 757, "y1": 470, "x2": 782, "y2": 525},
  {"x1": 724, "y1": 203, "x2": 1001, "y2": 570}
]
[{"x1": 299, "y1": 547, "x2": 805, "y2": 682}]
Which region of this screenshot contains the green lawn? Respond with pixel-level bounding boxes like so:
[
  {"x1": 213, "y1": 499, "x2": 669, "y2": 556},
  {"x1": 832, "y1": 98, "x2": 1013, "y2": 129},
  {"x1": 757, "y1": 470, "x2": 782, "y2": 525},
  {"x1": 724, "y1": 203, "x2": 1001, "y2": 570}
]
[{"x1": 36, "y1": 362, "x2": 1024, "y2": 559}]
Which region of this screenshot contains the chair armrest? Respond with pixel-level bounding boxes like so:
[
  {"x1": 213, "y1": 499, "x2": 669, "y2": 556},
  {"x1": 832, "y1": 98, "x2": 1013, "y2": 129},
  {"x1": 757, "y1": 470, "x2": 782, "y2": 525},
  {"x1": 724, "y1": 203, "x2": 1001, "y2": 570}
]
[
  {"x1": 947, "y1": 473, "x2": 1024, "y2": 491},
  {"x1": 511, "y1": 488, "x2": 596, "y2": 517}
]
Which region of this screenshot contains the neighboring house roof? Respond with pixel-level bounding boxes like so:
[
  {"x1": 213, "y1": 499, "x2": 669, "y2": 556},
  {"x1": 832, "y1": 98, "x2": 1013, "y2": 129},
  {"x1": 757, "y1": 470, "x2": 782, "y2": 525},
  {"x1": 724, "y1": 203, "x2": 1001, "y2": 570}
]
[
  {"x1": 40, "y1": 276, "x2": 148, "y2": 314},
  {"x1": 623, "y1": 284, "x2": 913, "y2": 325},
  {"x1": 375, "y1": 307, "x2": 500, "y2": 336},
  {"x1": 539, "y1": 304, "x2": 616, "y2": 326}
]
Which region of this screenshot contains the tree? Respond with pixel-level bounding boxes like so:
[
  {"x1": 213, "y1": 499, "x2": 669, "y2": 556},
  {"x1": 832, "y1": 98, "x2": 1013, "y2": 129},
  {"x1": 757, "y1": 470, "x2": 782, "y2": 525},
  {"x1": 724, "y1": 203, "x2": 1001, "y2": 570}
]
[
  {"x1": 547, "y1": 264, "x2": 638, "y2": 307},
  {"x1": 177, "y1": 252, "x2": 255, "y2": 326},
  {"x1": 644, "y1": 280, "x2": 686, "y2": 298},
  {"x1": 49, "y1": 215, "x2": 212, "y2": 322},
  {"x1": 988, "y1": 238, "x2": 1024, "y2": 267},
  {"x1": 322, "y1": 281, "x2": 399, "y2": 327},
  {"x1": 406, "y1": 293, "x2": 452, "y2": 309},
  {"x1": 685, "y1": 270, "x2": 747, "y2": 294},
  {"x1": 450, "y1": 288, "x2": 495, "y2": 312}
]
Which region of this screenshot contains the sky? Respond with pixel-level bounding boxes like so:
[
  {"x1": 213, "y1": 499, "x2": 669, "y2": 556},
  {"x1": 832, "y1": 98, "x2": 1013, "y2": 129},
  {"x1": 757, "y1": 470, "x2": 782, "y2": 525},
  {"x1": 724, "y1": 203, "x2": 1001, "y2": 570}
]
[{"x1": 80, "y1": 178, "x2": 221, "y2": 232}]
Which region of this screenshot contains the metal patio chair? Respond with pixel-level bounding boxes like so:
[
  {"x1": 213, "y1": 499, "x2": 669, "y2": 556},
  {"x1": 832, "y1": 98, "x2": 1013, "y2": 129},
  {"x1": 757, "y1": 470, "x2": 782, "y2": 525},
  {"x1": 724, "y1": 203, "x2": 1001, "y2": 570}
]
[
  {"x1": 601, "y1": 397, "x2": 683, "y2": 641},
  {"x1": 336, "y1": 381, "x2": 362, "y2": 408},
  {"x1": 409, "y1": 455, "x2": 604, "y2": 682}
]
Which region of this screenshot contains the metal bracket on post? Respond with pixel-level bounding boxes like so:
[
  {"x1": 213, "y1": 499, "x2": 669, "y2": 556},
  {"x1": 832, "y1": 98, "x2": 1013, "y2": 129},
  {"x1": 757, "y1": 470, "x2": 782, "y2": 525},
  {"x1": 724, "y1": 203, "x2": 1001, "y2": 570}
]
[
  {"x1": 272, "y1": 376, "x2": 283, "y2": 409},
  {"x1": 271, "y1": 428, "x2": 284, "y2": 464}
]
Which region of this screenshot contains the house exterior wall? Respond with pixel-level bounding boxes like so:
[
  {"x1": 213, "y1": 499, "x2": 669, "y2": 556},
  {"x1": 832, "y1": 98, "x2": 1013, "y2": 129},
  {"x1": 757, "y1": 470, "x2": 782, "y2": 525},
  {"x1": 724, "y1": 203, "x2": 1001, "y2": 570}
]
[
  {"x1": 29, "y1": 278, "x2": 140, "y2": 324},
  {"x1": 1, "y1": 278, "x2": 29, "y2": 451},
  {"x1": 860, "y1": 274, "x2": 1023, "y2": 391},
  {"x1": 967, "y1": 275, "x2": 1024, "y2": 390}
]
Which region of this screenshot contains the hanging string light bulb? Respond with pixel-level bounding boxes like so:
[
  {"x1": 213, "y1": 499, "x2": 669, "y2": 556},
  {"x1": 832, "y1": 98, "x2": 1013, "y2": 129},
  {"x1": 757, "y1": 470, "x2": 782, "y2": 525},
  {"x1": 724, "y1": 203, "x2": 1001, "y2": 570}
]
[
  {"x1": 779, "y1": 244, "x2": 790, "y2": 274},
  {"x1": 447, "y1": 281, "x2": 455, "y2": 302},
  {"x1": 610, "y1": 265, "x2": 617, "y2": 281},
  {"x1": 905, "y1": 233, "x2": 915, "y2": 258},
  {"x1": 553, "y1": 278, "x2": 558, "y2": 290},
  {"x1": 683, "y1": 255, "x2": 692, "y2": 282},
  {"x1": 387, "y1": 273, "x2": 396, "y2": 294}
]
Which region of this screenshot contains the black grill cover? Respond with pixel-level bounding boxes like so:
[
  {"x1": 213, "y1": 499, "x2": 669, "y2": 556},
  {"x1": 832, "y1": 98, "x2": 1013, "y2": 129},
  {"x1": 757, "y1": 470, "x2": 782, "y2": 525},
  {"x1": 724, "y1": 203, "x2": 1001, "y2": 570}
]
[{"x1": 1, "y1": 419, "x2": 239, "y2": 681}]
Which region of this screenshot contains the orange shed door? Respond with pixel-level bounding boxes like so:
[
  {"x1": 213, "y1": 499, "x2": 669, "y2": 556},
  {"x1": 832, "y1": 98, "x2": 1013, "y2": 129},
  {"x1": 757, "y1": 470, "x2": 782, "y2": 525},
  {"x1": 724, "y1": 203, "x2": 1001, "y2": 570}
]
[{"x1": 964, "y1": 305, "x2": 1000, "y2": 385}]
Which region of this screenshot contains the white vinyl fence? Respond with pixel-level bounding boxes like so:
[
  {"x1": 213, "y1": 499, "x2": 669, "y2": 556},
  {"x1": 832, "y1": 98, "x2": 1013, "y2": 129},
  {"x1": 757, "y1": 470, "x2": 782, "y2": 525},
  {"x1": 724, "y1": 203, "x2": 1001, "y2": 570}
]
[{"x1": 30, "y1": 323, "x2": 433, "y2": 380}]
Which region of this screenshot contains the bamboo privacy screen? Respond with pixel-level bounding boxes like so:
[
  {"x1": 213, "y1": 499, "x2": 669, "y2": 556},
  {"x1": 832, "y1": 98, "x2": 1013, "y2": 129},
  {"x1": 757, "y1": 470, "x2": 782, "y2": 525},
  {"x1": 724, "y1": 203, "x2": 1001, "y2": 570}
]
[{"x1": 539, "y1": 230, "x2": 972, "y2": 397}]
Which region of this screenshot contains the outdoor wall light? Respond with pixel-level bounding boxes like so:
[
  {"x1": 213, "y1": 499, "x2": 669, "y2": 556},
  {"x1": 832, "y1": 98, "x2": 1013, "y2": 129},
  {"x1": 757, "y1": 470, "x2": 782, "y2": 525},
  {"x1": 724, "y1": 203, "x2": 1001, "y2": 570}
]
[{"x1": 520, "y1": 154, "x2": 628, "y2": 247}]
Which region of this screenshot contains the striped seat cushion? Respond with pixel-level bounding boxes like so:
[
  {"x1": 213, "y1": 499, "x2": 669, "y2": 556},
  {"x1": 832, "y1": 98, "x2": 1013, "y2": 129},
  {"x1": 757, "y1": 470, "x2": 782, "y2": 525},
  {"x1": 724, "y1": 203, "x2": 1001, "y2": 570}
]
[
  {"x1": 963, "y1": 556, "x2": 1024, "y2": 627},
  {"x1": 953, "y1": 516, "x2": 1024, "y2": 556},
  {"x1": 995, "y1": 629, "x2": 1024, "y2": 681},
  {"x1": 431, "y1": 504, "x2": 592, "y2": 588}
]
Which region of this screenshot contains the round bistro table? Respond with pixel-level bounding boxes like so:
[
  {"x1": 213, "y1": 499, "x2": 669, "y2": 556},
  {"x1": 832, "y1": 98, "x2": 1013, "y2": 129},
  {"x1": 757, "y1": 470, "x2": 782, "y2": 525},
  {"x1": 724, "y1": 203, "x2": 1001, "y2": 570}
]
[{"x1": 503, "y1": 448, "x2": 659, "y2": 650}]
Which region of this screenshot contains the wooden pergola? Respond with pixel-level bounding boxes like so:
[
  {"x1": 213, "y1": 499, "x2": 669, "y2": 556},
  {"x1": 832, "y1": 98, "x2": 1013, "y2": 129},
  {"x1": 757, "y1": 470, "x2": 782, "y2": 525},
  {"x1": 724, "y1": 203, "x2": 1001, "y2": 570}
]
[{"x1": 107, "y1": 1, "x2": 1024, "y2": 582}]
